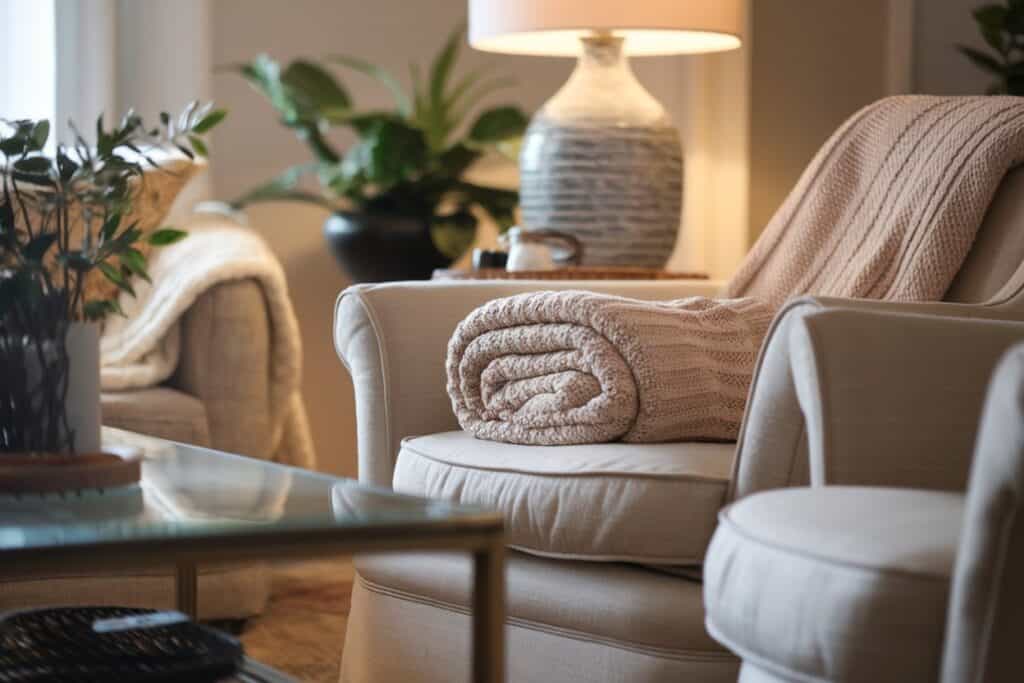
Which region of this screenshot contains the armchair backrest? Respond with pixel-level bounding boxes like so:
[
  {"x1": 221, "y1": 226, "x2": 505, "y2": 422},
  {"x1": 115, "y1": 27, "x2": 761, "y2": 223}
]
[
  {"x1": 941, "y1": 344, "x2": 1024, "y2": 683},
  {"x1": 727, "y1": 97, "x2": 1024, "y2": 313},
  {"x1": 945, "y1": 166, "x2": 1024, "y2": 311},
  {"x1": 729, "y1": 102, "x2": 1024, "y2": 503}
]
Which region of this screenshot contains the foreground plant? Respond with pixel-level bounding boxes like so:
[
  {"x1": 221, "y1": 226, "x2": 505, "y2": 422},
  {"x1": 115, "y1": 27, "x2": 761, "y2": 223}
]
[
  {"x1": 229, "y1": 24, "x2": 527, "y2": 258},
  {"x1": 0, "y1": 104, "x2": 225, "y2": 452}
]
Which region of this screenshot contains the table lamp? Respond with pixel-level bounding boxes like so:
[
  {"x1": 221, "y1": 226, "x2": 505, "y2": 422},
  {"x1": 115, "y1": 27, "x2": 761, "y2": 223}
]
[{"x1": 469, "y1": 0, "x2": 742, "y2": 267}]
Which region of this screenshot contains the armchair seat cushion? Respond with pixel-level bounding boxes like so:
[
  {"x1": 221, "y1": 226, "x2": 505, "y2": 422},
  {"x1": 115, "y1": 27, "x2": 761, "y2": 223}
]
[
  {"x1": 102, "y1": 387, "x2": 211, "y2": 447},
  {"x1": 704, "y1": 487, "x2": 963, "y2": 683},
  {"x1": 393, "y1": 430, "x2": 734, "y2": 564}
]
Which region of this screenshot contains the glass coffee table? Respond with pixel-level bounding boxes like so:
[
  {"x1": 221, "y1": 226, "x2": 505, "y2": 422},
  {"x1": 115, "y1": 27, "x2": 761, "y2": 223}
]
[{"x1": 0, "y1": 428, "x2": 506, "y2": 683}]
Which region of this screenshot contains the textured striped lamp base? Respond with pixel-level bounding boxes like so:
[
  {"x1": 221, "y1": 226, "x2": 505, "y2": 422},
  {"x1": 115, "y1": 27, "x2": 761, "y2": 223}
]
[
  {"x1": 520, "y1": 120, "x2": 682, "y2": 267},
  {"x1": 518, "y1": 35, "x2": 684, "y2": 269}
]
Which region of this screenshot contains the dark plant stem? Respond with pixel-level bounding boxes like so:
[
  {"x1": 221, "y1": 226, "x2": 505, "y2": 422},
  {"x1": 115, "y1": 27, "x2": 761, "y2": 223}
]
[{"x1": 1, "y1": 171, "x2": 74, "y2": 454}]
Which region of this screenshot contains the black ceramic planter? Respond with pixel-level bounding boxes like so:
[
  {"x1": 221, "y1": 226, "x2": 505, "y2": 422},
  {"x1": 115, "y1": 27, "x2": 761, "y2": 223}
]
[{"x1": 323, "y1": 212, "x2": 452, "y2": 283}]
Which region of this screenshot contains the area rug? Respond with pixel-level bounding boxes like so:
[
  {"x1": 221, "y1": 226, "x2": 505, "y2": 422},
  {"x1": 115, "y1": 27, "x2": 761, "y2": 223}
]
[{"x1": 240, "y1": 560, "x2": 354, "y2": 682}]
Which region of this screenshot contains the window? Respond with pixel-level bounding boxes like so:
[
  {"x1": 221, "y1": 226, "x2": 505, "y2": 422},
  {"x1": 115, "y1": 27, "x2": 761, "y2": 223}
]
[{"x1": 0, "y1": 0, "x2": 56, "y2": 125}]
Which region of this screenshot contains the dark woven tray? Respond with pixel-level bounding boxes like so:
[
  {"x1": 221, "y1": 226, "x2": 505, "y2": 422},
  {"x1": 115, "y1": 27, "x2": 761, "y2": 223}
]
[{"x1": 0, "y1": 606, "x2": 243, "y2": 682}]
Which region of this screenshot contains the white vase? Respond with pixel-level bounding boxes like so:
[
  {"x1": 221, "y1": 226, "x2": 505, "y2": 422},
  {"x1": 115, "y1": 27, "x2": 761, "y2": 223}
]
[
  {"x1": 61, "y1": 322, "x2": 102, "y2": 453},
  {"x1": 2, "y1": 321, "x2": 101, "y2": 454}
]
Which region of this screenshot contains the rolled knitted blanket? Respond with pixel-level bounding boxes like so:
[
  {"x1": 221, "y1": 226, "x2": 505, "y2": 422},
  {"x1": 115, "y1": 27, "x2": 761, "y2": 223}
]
[
  {"x1": 446, "y1": 291, "x2": 773, "y2": 445},
  {"x1": 447, "y1": 96, "x2": 1024, "y2": 447}
]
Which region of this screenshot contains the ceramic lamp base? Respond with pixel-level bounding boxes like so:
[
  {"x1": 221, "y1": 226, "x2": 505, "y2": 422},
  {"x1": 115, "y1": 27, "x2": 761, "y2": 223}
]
[{"x1": 518, "y1": 35, "x2": 683, "y2": 268}]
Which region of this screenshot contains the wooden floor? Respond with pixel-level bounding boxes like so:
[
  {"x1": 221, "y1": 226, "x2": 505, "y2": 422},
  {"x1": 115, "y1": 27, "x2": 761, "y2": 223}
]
[{"x1": 240, "y1": 559, "x2": 355, "y2": 682}]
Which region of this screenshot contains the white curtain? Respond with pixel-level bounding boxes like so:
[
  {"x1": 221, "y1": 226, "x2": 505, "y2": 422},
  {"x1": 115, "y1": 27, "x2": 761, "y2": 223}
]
[
  {"x1": 0, "y1": 0, "x2": 57, "y2": 127},
  {"x1": 54, "y1": 0, "x2": 214, "y2": 216},
  {"x1": 54, "y1": 0, "x2": 117, "y2": 139}
]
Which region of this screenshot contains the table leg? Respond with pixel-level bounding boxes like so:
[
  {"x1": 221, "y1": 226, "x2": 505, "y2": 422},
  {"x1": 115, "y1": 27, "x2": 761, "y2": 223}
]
[
  {"x1": 175, "y1": 564, "x2": 198, "y2": 619},
  {"x1": 472, "y1": 540, "x2": 505, "y2": 683}
]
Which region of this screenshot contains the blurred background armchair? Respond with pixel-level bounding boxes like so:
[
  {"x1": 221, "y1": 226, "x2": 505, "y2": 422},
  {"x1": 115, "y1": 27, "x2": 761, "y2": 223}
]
[
  {"x1": 0, "y1": 221, "x2": 313, "y2": 622},
  {"x1": 102, "y1": 277, "x2": 278, "y2": 461}
]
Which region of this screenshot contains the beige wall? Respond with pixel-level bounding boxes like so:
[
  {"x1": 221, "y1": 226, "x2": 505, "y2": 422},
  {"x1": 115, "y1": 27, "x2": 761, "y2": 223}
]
[
  {"x1": 747, "y1": 0, "x2": 890, "y2": 241},
  {"x1": 742, "y1": 0, "x2": 994, "y2": 241},
  {"x1": 106, "y1": 0, "x2": 997, "y2": 481},
  {"x1": 205, "y1": 0, "x2": 897, "y2": 476},
  {"x1": 913, "y1": 0, "x2": 992, "y2": 95},
  {"x1": 207, "y1": 0, "x2": 708, "y2": 477}
]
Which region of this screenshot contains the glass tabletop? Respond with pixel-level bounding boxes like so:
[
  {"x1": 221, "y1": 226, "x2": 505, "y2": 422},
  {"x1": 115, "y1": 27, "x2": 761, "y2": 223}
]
[{"x1": 0, "y1": 428, "x2": 499, "y2": 556}]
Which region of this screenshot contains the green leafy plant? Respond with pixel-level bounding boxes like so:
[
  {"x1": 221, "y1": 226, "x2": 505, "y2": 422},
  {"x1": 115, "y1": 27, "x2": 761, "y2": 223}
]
[
  {"x1": 0, "y1": 104, "x2": 224, "y2": 452},
  {"x1": 958, "y1": 1, "x2": 1024, "y2": 94},
  {"x1": 228, "y1": 25, "x2": 528, "y2": 258}
]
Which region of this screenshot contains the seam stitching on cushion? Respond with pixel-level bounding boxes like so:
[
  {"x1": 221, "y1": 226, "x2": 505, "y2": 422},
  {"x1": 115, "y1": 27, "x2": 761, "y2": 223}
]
[
  {"x1": 800, "y1": 316, "x2": 832, "y2": 485},
  {"x1": 344, "y1": 289, "x2": 395, "y2": 478},
  {"x1": 728, "y1": 298, "x2": 822, "y2": 501},
  {"x1": 717, "y1": 506, "x2": 955, "y2": 581},
  {"x1": 971, "y1": 506, "x2": 1016, "y2": 683},
  {"x1": 506, "y1": 543, "x2": 705, "y2": 566},
  {"x1": 357, "y1": 573, "x2": 735, "y2": 663},
  {"x1": 332, "y1": 291, "x2": 355, "y2": 375},
  {"x1": 970, "y1": 353, "x2": 1024, "y2": 681},
  {"x1": 785, "y1": 421, "x2": 808, "y2": 487},
  {"x1": 400, "y1": 440, "x2": 732, "y2": 484},
  {"x1": 705, "y1": 616, "x2": 831, "y2": 683},
  {"x1": 401, "y1": 453, "x2": 717, "y2": 562}
]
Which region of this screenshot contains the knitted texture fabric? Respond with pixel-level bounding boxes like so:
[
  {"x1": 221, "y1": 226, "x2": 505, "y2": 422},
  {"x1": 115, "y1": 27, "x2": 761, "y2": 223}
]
[
  {"x1": 448, "y1": 96, "x2": 1024, "y2": 445},
  {"x1": 447, "y1": 292, "x2": 772, "y2": 445},
  {"x1": 726, "y1": 95, "x2": 1024, "y2": 305}
]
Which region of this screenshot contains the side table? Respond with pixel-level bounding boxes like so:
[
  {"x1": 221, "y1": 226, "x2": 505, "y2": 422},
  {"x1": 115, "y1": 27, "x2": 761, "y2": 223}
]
[
  {"x1": 433, "y1": 266, "x2": 709, "y2": 281},
  {"x1": 0, "y1": 428, "x2": 507, "y2": 683}
]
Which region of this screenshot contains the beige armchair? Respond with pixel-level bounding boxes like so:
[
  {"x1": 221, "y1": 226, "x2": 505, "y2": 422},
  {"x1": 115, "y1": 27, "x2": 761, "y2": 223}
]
[
  {"x1": 0, "y1": 278, "x2": 281, "y2": 621},
  {"x1": 334, "y1": 163, "x2": 1024, "y2": 682},
  {"x1": 333, "y1": 132, "x2": 1024, "y2": 683},
  {"x1": 704, "y1": 313, "x2": 1024, "y2": 683},
  {"x1": 105, "y1": 278, "x2": 279, "y2": 460},
  {"x1": 334, "y1": 156, "x2": 1024, "y2": 681}
]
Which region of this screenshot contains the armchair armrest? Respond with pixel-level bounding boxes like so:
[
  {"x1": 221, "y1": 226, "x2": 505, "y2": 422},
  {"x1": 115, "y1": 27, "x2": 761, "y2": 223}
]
[
  {"x1": 334, "y1": 278, "x2": 723, "y2": 486},
  {"x1": 942, "y1": 345, "x2": 1024, "y2": 683},
  {"x1": 169, "y1": 279, "x2": 274, "y2": 460},
  {"x1": 731, "y1": 296, "x2": 1024, "y2": 500},
  {"x1": 790, "y1": 307, "x2": 1024, "y2": 490}
]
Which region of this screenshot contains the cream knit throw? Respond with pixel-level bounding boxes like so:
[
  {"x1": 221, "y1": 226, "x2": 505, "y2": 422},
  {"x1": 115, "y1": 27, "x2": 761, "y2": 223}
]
[
  {"x1": 727, "y1": 95, "x2": 1024, "y2": 305},
  {"x1": 448, "y1": 96, "x2": 1024, "y2": 445}
]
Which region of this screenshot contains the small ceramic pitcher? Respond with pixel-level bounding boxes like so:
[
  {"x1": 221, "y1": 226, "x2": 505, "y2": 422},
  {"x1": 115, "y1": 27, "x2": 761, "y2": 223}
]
[{"x1": 503, "y1": 227, "x2": 583, "y2": 272}]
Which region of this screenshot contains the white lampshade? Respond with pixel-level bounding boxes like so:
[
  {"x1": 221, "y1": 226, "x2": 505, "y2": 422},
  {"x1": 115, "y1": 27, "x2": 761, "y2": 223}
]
[{"x1": 468, "y1": 0, "x2": 743, "y2": 57}]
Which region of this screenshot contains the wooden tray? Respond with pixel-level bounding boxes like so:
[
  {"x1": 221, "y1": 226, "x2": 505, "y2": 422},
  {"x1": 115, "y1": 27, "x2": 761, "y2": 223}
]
[
  {"x1": 0, "y1": 448, "x2": 142, "y2": 494},
  {"x1": 433, "y1": 267, "x2": 710, "y2": 281}
]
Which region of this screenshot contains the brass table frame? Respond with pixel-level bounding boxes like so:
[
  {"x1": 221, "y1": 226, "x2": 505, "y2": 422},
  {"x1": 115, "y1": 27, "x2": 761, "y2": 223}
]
[{"x1": 3, "y1": 513, "x2": 506, "y2": 683}]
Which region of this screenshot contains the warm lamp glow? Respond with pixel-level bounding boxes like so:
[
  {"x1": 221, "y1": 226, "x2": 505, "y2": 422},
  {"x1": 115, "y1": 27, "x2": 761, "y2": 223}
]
[
  {"x1": 469, "y1": 0, "x2": 743, "y2": 57},
  {"x1": 471, "y1": 29, "x2": 740, "y2": 57},
  {"x1": 469, "y1": 0, "x2": 743, "y2": 268}
]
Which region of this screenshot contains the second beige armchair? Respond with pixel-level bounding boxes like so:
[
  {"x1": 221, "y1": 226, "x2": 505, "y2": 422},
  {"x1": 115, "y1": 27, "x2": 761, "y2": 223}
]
[{"x1": 705, "y1": 313, "x2": 1024, "y2": 683}]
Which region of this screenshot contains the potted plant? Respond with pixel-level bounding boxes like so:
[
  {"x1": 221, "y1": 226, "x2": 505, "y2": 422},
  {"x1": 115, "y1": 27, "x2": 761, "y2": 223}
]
[
  {"x1": 228, "y1": 25, "x2": 528, "y2": 282},
  {"x1": 958, "y1": 1, "x2": 1024, "y2": 94},
  {"x1": 0, "y1": 104, "x2": 224, "y2": 463}
]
